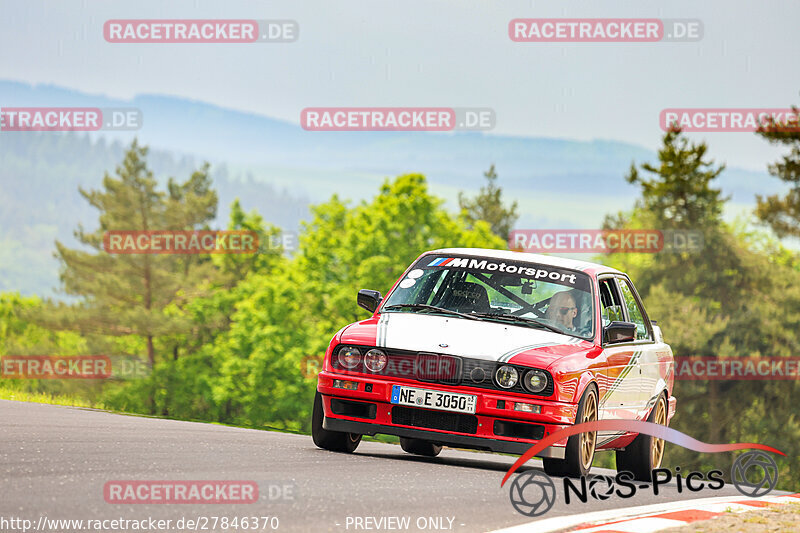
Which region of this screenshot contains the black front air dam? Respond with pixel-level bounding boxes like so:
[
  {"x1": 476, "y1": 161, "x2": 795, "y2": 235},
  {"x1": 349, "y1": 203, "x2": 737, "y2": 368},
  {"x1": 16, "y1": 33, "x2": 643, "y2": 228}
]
[{"x1": 323, "y1": 416, "x2": 565, "y2": 458}]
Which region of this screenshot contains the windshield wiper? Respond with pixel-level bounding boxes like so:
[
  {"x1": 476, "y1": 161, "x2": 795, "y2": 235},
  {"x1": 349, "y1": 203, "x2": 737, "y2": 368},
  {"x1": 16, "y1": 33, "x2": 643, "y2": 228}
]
[
  {"x1": 471, "y1": 312, "x2": 567, "y2": 335},
  {"x1": 382, "y1": 303, "x2": 479, "y2": 321}
]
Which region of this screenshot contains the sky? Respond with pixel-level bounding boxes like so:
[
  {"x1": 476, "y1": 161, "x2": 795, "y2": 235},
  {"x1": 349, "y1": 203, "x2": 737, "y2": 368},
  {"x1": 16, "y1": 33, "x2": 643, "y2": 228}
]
[{"x1": 0, "y1": 0, "x2": 798, "y2": 171}]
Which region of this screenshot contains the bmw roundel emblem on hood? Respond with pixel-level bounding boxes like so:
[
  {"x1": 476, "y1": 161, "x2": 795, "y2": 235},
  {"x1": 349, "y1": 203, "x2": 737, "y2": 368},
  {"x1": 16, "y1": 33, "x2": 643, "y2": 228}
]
[{"x1": 439, "y1": 343, "x2": 449, "y2": 348}]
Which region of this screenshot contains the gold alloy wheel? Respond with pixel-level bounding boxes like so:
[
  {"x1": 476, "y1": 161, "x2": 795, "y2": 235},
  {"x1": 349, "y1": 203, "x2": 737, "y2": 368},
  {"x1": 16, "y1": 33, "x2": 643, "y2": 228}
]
[
  {"x1": 580, "y1": 391, "x2": 598, "y2": 470},
  {"x1": 651, "y1": 397, "x2": 667, "y2": 468}
]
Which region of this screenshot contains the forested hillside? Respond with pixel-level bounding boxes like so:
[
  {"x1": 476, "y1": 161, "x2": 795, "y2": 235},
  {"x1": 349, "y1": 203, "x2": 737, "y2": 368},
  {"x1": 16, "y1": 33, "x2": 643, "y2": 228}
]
[{"x1": 0, "y1": 132, "x2": 309, "y2": 296}]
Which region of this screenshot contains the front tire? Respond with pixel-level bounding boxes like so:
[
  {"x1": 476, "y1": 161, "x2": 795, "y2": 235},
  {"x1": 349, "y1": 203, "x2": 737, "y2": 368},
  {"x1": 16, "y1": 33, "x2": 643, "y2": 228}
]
[
  {"x1": 311, "y1": 392, "x2": 362, "y2": 453},
  {"x1": 616, "y1": 393, "x2": 668, "y2": 481},
  {"x1": 399, "y1": 437, "x2": 442, "y2": 457},
  {"x1": 543, "y1": 385, "x2": 598, "y2": 478}
]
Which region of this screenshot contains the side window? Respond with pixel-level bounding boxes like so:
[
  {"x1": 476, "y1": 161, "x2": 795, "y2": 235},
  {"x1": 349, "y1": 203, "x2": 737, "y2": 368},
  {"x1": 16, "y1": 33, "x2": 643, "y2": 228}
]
[
  {"x1": 598, "y1": 279, "x2": 624, "y2": 326},
  {"x1": 618, "y1": 279, "x2": 651, "y2": 341}
]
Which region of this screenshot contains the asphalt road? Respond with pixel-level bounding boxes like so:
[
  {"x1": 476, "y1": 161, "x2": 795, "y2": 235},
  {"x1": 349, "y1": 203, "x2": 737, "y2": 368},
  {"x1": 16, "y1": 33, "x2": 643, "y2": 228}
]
[{"x1": 0, "y1": 400, "x2": 755, "y2": 533}]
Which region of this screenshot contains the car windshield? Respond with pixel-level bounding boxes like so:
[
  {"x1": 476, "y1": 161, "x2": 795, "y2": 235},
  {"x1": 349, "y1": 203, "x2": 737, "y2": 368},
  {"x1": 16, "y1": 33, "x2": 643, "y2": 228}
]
[{"x1": 382, "y1": 255, "x2": 595, "y2": 339}]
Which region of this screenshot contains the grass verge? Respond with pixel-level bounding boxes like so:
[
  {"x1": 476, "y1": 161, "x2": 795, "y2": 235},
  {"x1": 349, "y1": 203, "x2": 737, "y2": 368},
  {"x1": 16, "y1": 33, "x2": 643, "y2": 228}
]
[{"x1": 0, "y1": 387, "x2": 105, "y2": 409}]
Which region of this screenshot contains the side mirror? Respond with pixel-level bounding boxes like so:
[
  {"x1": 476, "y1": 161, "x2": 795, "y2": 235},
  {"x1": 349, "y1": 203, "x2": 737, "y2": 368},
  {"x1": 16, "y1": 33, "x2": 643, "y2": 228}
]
[
  {"x1": 357, "y1": 289, "x2": 382, "y2": 313},
  {"x1": 604, "y1": 321, "x2": 637, "y2": 344},
  {"x1": 652, "y1": 324, "x2": 664, "y2": 343}
]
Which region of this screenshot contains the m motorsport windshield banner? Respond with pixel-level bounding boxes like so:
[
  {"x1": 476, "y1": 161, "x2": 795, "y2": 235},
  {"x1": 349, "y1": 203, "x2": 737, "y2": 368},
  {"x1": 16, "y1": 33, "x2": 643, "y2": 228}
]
[{"x1": 424, "y1": 255, "x2": 591, "y2": 291}]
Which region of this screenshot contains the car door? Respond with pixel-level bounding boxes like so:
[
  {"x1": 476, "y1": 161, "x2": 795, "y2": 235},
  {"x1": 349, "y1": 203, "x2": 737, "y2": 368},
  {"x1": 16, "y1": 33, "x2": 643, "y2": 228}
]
[
  {"x1": 597, "y1": 276, "x2": 641, "y2": 429},
  {"x1": 616, "y1": 275, "x2": 672, "y2": 419}
]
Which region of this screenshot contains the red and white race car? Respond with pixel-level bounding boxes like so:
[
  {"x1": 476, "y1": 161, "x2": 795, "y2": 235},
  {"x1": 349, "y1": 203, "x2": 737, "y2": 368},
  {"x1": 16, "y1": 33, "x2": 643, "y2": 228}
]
[{"x1": 313, "y1": 248, "x2": 676, "y2": 478}]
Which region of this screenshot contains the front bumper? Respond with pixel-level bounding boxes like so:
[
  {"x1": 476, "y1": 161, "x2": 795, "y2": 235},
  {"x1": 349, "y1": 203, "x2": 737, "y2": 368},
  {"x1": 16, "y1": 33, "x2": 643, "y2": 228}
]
[{"x1": 318, "y1": 370, "x2": 577, "y2": 458}]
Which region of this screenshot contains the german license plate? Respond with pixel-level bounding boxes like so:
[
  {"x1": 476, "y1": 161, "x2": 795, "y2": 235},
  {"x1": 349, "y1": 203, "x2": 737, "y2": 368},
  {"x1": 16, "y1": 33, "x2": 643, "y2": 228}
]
[{"x1": 390, "y1": 385, "x2": 477, "y2": 414}]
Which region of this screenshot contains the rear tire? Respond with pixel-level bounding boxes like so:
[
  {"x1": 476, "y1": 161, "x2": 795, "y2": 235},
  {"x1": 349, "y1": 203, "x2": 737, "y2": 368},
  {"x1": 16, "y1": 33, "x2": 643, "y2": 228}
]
[
  {"x1": 399, "y1": 437, "x2": 442, "y2": 457},
  {"x1": 616, "y1": 393, "x2": 668, "y2": 481},
  {"x1": 543, "y1": 385, "x2": 598, "y2": 478},
  {"x1": 311, "y1": 392, "x2": 362, "y2": 453}
]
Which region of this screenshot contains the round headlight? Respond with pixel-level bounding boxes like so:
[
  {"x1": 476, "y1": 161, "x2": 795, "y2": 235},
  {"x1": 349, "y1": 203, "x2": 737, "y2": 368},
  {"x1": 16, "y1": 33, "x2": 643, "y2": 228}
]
[
  {"x1": 364, "y1": 349, "x2": 387, "y2": 372},
  {"x1": 495, "y1": 365, "x2": 519, "y2": 389},
  {"x1": 337, "y1": 346, "x2": 362, "y2": 369},
  {"x1": 523, "y1": 370, "x2": 548, "y2": 393}
]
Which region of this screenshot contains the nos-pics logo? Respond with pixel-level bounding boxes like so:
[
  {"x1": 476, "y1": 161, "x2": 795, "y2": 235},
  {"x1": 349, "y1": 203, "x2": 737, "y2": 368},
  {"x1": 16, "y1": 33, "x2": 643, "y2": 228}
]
[{"x1": 501, "y1": 420, "x2": 782, "y2": 517}]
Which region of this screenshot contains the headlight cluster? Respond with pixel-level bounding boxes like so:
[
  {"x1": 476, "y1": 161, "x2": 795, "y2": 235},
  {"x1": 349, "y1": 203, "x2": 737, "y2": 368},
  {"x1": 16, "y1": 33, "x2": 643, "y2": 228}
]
[
  {"x1": 336, "y1": 346, "x2": 387, "y2": 372},
  {"x1": 494, "y1": 365, "x2": 549, "y2": 394},
  {"x1": 521, "y1": 369, "x2": 549, "y2": 393},
  {"x1": 364, "y1": 349, "x2": 387, "y2": 372},
  {"x1": 337, "y1": 346, "x2": 362, "y2": 369},
  {"x1": 495, "y1": 365, "x2": 519, "y2": 389}
]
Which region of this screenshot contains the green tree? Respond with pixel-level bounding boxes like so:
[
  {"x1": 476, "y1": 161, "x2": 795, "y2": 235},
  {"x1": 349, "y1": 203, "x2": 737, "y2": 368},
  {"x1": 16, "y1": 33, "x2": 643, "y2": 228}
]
[
  {"x1": 625, "y1": 129, "x2": 726, "y2": 230},
  {"x1": 602, "y1": 129, "x2": 800, "y2": 490},
  {"x1": 127, "y1": 174, "x2": 505, "y2": 429},
  {"x1": 32, "y1": 141, "x2": 218, "y2": 374},
  {"x1": 458, "y1": 164, "x2": 519, "y2": 241},
  {"x1": 755, "y1": 106, "x2": 800, "y2": 237}
]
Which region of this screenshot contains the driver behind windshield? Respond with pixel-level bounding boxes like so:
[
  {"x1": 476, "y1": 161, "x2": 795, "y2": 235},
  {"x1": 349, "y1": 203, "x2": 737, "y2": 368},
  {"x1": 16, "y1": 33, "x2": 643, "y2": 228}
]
[{"x1": 546, "y1": 291, "x2": 578, "y2": 331}]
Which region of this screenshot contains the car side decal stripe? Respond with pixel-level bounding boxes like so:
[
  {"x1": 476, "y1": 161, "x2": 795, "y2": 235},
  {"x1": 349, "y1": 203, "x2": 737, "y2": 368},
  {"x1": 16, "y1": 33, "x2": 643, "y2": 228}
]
[
  {"x1": 596, "y1": 432, "x2": 627, "y2": 446},
  {"x1": 597, "y1": 393, "x2": 659, "y2": 446},
  {"x1": 499, "y1": 342, "x2": 558, "y2": 363},
  {"x1": 597, "y1": 350, "x2": 644, "y2": 412},
  {"x1": 599, "y1": 350, "x2": 642, "y2": 403}
]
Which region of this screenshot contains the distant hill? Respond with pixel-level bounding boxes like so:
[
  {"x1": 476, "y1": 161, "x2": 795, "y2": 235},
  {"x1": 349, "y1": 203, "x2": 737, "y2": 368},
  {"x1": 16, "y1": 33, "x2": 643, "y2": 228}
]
[
  {"x1": 0, "y1": 132, "x2": 309, "y2": 297},
  {"x1": 0, "y1": 80, "x2": 784, "y2": 296}
]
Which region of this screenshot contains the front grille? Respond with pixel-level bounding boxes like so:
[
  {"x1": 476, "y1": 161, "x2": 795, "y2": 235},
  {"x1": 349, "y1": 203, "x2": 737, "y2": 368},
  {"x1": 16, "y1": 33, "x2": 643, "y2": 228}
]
[
  {"x1": 391, "y1": 406, "x2": 478, "y2": 434},
  {"x1": 331, "y1": 348, "x2": 461, "y2": 384},
  {"x1": 331, "y1": 345, "x2": 554, "y2": 397}
]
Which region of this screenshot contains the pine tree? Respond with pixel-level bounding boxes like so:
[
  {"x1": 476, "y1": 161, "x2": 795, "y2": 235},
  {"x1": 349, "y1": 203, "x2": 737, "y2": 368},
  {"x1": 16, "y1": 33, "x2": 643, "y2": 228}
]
[
  {"x1": 458, "y1": 164, "x2": 519, "y2": 241},
  {"x1": 38, "y1": 140, "x2": 217, "y2": 370},
  {"x1": 625, "y1": 129, "x2": 726, "y2": 230},
  {"x1": 755, "y1": 106, "x2": 800, "y2": 237}
]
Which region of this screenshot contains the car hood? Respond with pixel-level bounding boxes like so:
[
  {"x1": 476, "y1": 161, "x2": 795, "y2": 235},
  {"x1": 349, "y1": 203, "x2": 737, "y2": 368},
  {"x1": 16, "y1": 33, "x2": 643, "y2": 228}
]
[{"x1": 340, "y1": 312, "x2": 595, "y2": 366}]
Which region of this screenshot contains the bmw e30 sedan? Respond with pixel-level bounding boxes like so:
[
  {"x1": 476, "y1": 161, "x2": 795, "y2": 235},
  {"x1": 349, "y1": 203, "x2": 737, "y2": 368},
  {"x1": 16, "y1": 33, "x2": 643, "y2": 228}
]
[{"x1": 312, "y1": 248, "x2": 675, "y2": 479}]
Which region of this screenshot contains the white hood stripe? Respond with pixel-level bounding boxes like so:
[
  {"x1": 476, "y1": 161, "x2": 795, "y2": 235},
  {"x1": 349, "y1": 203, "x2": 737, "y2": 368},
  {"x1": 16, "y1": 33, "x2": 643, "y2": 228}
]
[
  {"x1": 499, "y1": 342, "x2": 559, "y2": 363},
  {"x1": 376, "y1": 313, "x2": 390, "y2": 347}
]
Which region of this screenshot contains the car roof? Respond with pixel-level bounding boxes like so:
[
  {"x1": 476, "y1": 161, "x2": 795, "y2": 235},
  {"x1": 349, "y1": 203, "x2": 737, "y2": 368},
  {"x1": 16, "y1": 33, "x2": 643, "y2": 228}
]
[{"x1": 426, "y1": 248, "x2": 624, "y2": 277}]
